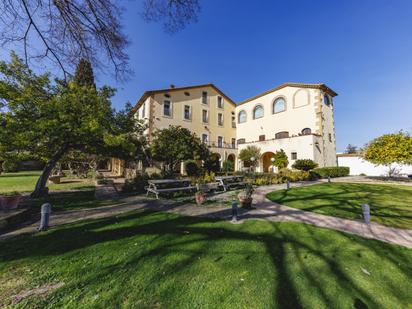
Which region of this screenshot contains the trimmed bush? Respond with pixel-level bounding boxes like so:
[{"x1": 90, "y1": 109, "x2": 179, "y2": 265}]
[
  {"x1": 185, "y1": 160, "x2": 200, "y2": 177},
  {"x1": 292, "y1": 159, "x2": 318, "y2": 171},
  {"x1": 123, "y1": 173, "x2": 150, "y2": 193},
  {"x1": 222, "y1": 160, "x2": 234, "y2": 173},
  {"x1": 312, "y1": 166, "x2": 350, "y2": 178},
  {"x1": 2, "y1": 159, "x2": 19, "y2": 173}
]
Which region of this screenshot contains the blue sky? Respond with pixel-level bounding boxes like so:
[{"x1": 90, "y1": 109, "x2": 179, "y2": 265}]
[{"x1": 3, "y1": 0, "x2": 412, "y2": 152}]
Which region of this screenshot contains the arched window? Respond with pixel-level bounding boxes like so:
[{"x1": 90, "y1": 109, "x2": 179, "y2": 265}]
[
  {"x1": 301, "y1": 128, "x2": 311, "y2": 135},
  {"x1": 238, "y1": 110, "x2": 247, "y2": 123},
  {"x1": 253, "y1": 105, "x2": 264, "y2": 119},
  {"x1": 273, "y1": 97, "x2": 286, "y2": 114},
  {"x1": 275, "y1": 131, "x2": 289, "y2": 139},
  {"x1": 324, "y1": 94, "x2": 330, "y2": 106}
]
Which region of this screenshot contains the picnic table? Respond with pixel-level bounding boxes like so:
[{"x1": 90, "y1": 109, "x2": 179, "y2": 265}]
[
  {"x1": 146, "y1": 179, "x2": 196, "y2": 199},
  {"x1": 215, "y1": 175, "x2": 246, "y2": 191}
]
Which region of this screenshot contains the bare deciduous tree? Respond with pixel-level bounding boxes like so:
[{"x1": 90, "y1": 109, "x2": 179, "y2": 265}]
[
  {"x1": 0, "y1": 0, "x2": 201, "y2": 79},
  {"x1": 143, "y1": 0, "x2": 200, "y2": 33}
]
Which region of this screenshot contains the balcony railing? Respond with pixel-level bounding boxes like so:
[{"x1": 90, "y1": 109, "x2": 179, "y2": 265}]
[{"x1": 203, "y1": 141, "x2": 237, "y2": 149}]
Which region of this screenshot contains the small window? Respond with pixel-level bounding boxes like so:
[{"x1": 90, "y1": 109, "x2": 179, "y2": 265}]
[
  {"x1": 259, "y1": 135, "x2": 265, "y2": 141},
  {"x1": 301, "y1": 128, "x2": 311, "y2": 135},
  {"x1": 218, "y1": 113, "x2": 223, "y2": 126},
  {"x1": 163, "y1": 100, "x2": 172, "y2": 117},
  {"x1": 202, "y1": 109, "x2": 208, "y2": 123},
  {"x1": 238, "y1": 110, "x2": 247, "y2": 123},
  {"x1": 184, "y1": 105, "x2": 191, "y2": 120},
  {"x1": 164, "y1": 93, "x2": 171, "y2": 98},
  {"x1": 141, "y1": 103, "x2": 146, "y2": 118},
  {"x1": 253, "y1": 105, "x2": 264, "y2": 119},
  {"x1": 202, "y1": 91, "x2": 208, "y2": 104},
  {"x1": 291, "y1": 152, "x2": 297, "y2": 160},
  {"x1": 217, "y1": 136, "x2": 223, "y2": 148},
  {"x1": 329, "y1": 133, "x2": 332, "y2": 142},
  {"x1": 202, "y1": 134, "x2": 208, "y2": 144},
  {"x1": 231, "y1": 138, "x2": 236, "y2": 148},
  {"x1": 275, "y1": 131, "x2": 289, "y2": 139},
  {"x1": 217, "y1": 96, "x2": 224, "y2": 109},
  {"x1": 273, "y1": 97, "x2": 286, "y2": 114},
  {"x1": 237, "y1": 138, "x2": 246, "y2": 145},
  {"x1": 324, "y1": 94, "x2": 330, "y2": 106},
  {"x1": 184, "y1": 91, "x2": 190, "y2": 96}
]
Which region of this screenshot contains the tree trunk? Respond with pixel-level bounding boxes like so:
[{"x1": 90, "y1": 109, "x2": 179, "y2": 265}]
[{"x1": 31, "y1": 145, "x2": 68, "y2": 198}]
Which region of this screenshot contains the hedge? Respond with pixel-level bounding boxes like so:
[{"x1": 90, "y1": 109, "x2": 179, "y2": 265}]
[{"x1": 312, "y1": 166, "x2": 350, "y2": 178}]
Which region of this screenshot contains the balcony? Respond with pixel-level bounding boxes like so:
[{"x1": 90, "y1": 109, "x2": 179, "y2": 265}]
[{"x1": 203, "y1": 141, "x2": 237, "y2": 149}]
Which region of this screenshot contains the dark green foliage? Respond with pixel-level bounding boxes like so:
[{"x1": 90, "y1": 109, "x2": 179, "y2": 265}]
[
  {"x1": 312, "y1": 166, "x2": 350, "y2": 178},
  {"x1": 292, "y1": 159, "x2": 318, "y2": 171},
  {"x1": 203, "y1": 153, "x2": 221, "y2": 173},
  {"x1": 185, "y1": 160, "x2": 200, "y2": 177},
  {"x1": 0, "y1": 53, "x2": 146, "y2": 196},
  {"x1": 272, "y1": 149, "x2": 288, "y2": 169},
  {"x1": 151, "y1": 126, "x2": 210, "y2": 171},
  {"x1": 123, "y1": 173, "x2": 150, "y2": 193},
  {"x1": 2, "y1": 159, "x2": 19, "y2": 172},
  {"x1": 74, "y1": 59, "x2": 96, "y2": 88},
  {"x1": 222, "y1": 160, "x2": 234, "y2": 173},
  {"x1": 239, "y1": 146, "x2": 261, "y2": 167}
]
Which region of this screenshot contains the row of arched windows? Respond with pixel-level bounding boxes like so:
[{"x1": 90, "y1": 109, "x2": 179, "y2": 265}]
[{"x1": 238, "y1": 97, "x2": 287, "y2": 123}]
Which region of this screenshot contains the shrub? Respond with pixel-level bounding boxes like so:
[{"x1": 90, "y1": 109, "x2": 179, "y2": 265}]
[
  {"x1": 185, "y1": 160, "x2": 200, "y2": 177},
  {"x1": 123, "y1": 173, "x2": 149, "y2": 193},
  {"x1": 222, "y1": 160, "x2": 234, "y2": 173},
  {"x1": 2, "y1": 159, "x2": 19, "y2": 172},
  {"x1": 292, "y1": 159, "x2": 318, "y2": 171},
  {"x1": 246, "y1": 169, "x2": 312, "y2": 186},
  {"x1": 203, "y1": 171, "x2": 216, "y2": 183},
  {"x1": 161, "y1": 169, "x2": 175, "y2": 179},
  {"x1": 312, "y1": 166, "x2": 350, "y2": 178}
]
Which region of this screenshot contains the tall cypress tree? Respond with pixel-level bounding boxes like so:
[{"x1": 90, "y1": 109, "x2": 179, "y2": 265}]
[{"x1": 74, "y1": 59, "x2": 96, "y2": 88}]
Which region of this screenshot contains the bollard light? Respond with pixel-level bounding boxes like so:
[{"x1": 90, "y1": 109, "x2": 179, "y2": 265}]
[
  {"x1": 328, "y1": 176, "x2": 331, "y2": 183},
  {"x1": 362, "y1": 204, "x2": 370, "y2": 224},
  {"x1": 39, "y1": 203, "x2": 52, "y2": 231},
  {"x1": 286, "y1": 180, "x2": 290, "y2": 190},
  {"x1": 231, "y1": 201, "x2": 238, "y2": 222}
]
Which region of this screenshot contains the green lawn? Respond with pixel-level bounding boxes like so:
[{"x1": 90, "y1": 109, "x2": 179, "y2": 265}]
[
  {"x1": 0, "y1": 171, "x2": 120, "y2": 212},
  {"x1": 0, "y1": 210, "x2": 411, "y2": 308},
  {"x1": 0, "y1": 171, "x2": 95, "y2": 194},
  {"x1": 267, "y1": 183, "x2": 412, "y2": 229}
]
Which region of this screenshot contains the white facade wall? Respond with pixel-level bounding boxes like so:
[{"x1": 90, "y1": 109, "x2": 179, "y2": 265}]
[
  {"x1": 237, "y1": 134, "x2": 320, "y2": 172},
  {"x1": 235, "y1": 86, "x2": 337, "y2": 170},
  {"x1": 338, "y1": 156, "x2": 412, "y2": 176}
]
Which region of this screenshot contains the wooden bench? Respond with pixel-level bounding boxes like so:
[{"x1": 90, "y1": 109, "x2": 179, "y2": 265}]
[
  {"x1": 215, "y1": 176, "x2": 246, "y2": 191},
  {"x1": 146, "y1": 179, "x2": 196, "y2": 199}
]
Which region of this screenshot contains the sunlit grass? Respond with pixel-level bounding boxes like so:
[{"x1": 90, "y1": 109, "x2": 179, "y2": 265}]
[{"x1": 267, "y1": 183, "x2": 412, "y2": 229}]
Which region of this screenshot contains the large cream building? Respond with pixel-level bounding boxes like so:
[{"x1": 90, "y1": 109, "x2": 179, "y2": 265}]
[{"x1": 112, "y1": 82, "x2": 338, "y2": 175}]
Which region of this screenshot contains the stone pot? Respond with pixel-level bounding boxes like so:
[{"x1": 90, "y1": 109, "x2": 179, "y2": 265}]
[
  {"x1": 195, "y1": 192, "x2": 207, "y2": 206},
  {"x1": 0, "y1": 195, "x2": 22, "y2": 210},
  {"x1": 49, "y1": 176, "x2": 62, "y2": 184}
]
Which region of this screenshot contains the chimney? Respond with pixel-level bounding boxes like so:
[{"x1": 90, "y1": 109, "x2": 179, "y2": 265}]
[{"x1": 170, "y1": 84, "x2": 175, "y2": 89}]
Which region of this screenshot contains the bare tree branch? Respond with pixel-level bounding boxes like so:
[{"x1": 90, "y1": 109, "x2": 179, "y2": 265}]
[{"x1": 0, "y1": 0, "x2": 201, "y2": 80}]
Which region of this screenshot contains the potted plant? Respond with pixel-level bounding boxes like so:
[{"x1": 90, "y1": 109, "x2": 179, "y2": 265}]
[
  {"x1": 0, "y1": 191, "x2": 22, "y2": 210},
  {"x1": 195, "y1": 177, "x2": 207, "y2": 206},
  {"x1": 238, "y1": 184, "x2": 254, "y2": 209}
]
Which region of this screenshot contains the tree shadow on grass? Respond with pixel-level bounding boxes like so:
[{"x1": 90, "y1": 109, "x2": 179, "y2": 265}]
[{"x1": 0, "y1": 210, "x2": 411, "y2": 308}]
